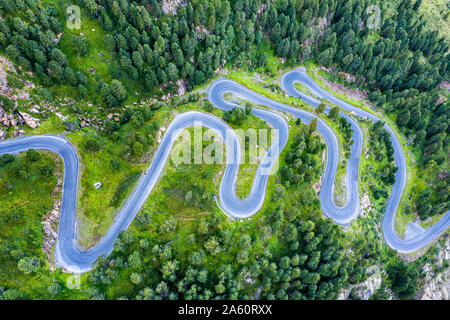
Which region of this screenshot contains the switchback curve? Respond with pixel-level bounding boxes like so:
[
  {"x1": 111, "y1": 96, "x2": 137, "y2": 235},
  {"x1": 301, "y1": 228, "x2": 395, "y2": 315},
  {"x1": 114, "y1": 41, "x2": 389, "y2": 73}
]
[
  {"x1": 281, "y1": 67, "x2": 449, "y2": 254},
  {"x1": 0, "y1": 69, "x2": 448, "y2": 273}
]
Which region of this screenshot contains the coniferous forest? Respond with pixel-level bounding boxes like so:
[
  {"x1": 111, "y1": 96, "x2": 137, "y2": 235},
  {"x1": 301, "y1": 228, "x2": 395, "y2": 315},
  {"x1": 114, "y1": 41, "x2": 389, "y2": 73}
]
[{"x1": 0, "y1": 0, "x2": 448, "y2": 301}]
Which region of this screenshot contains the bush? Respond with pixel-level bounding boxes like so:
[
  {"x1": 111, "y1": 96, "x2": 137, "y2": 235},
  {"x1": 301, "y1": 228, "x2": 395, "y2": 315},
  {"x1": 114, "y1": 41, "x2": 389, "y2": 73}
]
[
  {"x1": 3, "y1": 288, "x2": 22, "y2": 300},
  {"x1": 133, "y1": 142, "x2": 144, "y2": 157},
  {"x1": 6, "y1": 74, "x2": 24, "y2": 89},
  {"x1": 0, "y1": 179, "x2": 13, "y2": 193},
  {"x1": 316, "y1": 102, "x2": 326, "y2": 113},
  {"x1": 111, "y1": 173, "x2": 140, "y2": 207},
  {"x1": 17, "y1": 256, "x2": 40, "y2": 274},
  {"x1": 83, "y1": 137, "x2": 101, "y2": 152},
  {"x1": 34, "y1": 88, "x2": 53, "y2": 102},
  {"x1": 40, "y1": 160, "x2": 55, "y2": 177},
  {"x1": 26, "y1": 149, "x2": 40, "y2": 162},
  {"x1": 0, "y1": 94, "x2": 14, "y2": 111},
  {"x1": 386, "y1": 260, "x2": 420, "y2": 299},
  {"x1": 47, "y1": 283, "x2": 61, "y2": 296},
  {"x1": 0, "y1": 154, "x2": 15, "y2": 167},
  {"x1": 130, "y1": 273, "x2": 142, "y2": 285},
  {"x1": 328, "y1": 106, "x2": 340, "y2": 119},
  {"x1": 110, "y1": 158, "x2": 121, "y2": 171}
]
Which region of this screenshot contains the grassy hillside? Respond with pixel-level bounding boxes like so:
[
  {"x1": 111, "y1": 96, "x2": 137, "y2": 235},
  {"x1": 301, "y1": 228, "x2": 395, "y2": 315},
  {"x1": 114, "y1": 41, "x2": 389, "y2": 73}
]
[{"x1": 419, "y1": 0, "x2": 450, "y2": 43}]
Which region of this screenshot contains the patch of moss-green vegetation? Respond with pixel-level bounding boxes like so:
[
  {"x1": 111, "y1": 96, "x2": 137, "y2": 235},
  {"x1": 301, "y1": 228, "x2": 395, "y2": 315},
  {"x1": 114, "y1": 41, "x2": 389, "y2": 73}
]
[
  {"x1": 0, "y1": 150, "x2": 80, "y2": 299},
  {"x1": 82, "y1": 119, "x2": 363, "y2": 301},
  {"x1": 220, "y1": 99, "x2": 273, "y2": 199},
  {"x1": 294, "y1": 82, "x2": 320, "y2": 100},
  {"x1": 66, "y1": 106, "x2": 170, "y2": 249},
  {"x1": 418, "y1": 0, "x2": 450, "y2": 43}
]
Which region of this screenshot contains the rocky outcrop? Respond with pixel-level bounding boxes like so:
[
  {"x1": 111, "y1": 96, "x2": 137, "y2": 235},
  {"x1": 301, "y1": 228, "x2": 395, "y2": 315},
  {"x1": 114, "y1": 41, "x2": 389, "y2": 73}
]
[
  {"x1": 0, "y1": 110, "x2": 40, "y2": 138},
  {"x1": 107, "y1": 113, "x2": 121, "y2": 122},
  {"x1": 312, "y1": 149, "x2": 326, "y2": 194},
  {"x1": 18, "y1": 112, "x2": 40, "y2": 129},
  {"x1": 338, "y1": 265, "x2": 383, "y2": 300},
  {"x1": 194, "y1": 25, "x2": 210, "y2": 40},
  {"x1": 418, "y1": 239, "x2": 450, "y2": 300},
  {"x1": 0, "y1": 107, "x2": 6, "y2": 140},
  {"x1": 42, "y1": 199, "x2": 61, "y2": 270},
  {"x1": 161, "y1": 0, "x2": 184, "y2": 15},
  {"x1": 315, "y1": 66, "x2": 373, "y2": 106},
  {"x1": 177, "y1": 79, "x2": 186, "y2": 96},
  {"x1": 420, "y1": 267, "x2": 449, "y2": 300},
  {"x1": 0, "y1": 56, "x2": 34, "y2": 101},
  {"x1": 0, "y1": 56, "x2": 17, "y2": 96},
  {"x1": 156, "y1": 126, "x2": 166, "y2": 144},
  {"x1": 360, "y1": 192, "x2": 373, "y2": 218},
  {"x1": 0, "y1": 55, "x2": 42, "y2": 138},
  {"x1": 351, "y1": 272, "x2": 383, "y2": 300},
  {"x1": 437, "y1": 81, "x2": 450, "y2": 92},
  {"x1": 41, "y1": 167, "x2": 63, "y2": 270}
]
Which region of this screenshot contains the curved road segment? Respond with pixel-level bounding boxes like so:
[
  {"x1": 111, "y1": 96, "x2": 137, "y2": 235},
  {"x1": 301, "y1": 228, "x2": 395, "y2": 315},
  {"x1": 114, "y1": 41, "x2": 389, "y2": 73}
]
[
  {"x1": 281, "y1": 68, "x2": 449, "y2": 254},
  {"x1": 0, "y1": 69, "x2": 448, "y2": 273}
]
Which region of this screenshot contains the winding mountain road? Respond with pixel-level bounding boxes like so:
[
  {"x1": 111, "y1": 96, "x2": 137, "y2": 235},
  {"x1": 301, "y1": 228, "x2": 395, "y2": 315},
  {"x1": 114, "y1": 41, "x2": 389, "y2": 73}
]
[
  {"x1": 0, "y1": 68, "x2": 448, "y2": 273},
  {"x1": 281, "y1": 68, "x2": 449, "y2": 254}
]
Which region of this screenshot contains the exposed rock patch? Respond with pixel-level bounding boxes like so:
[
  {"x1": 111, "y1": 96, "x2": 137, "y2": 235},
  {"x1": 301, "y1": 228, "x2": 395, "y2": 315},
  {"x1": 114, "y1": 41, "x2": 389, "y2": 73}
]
[
  {"x1": 315, "y1": 66, "x2": 374, "y2": 107},
  {"x1": 194, "y1": 25, "x2": 210, "y2": 40},
  {"x1": 312, "y1": 148, "x2": 326, "y2": 194},
  {"x1": 18, "y1": 112, "x2": 40, "y2": 129},
  {"x1": 0, "y1": 56, "x2": 34, "y2": 102},
  {"x1": 42, "y1": 200, "x2": 60, "y2": 271},
  {"x1": 42, "y1": 158, "x2": 63, "y2": 270},
  {"x1": 177, "y1": 79, "x2": 186, "y2": 96},
  {"x1": 156, "y1": 126, "x2": 167, "y2": 144},
  {"x1": 437, "y1": 81, "x2": 450, "y2": 92},
  {"x1": 418, "y1": 239, "x2": 450, "y2": 300},
  {"x1": 338, "y1": 265, "x2": 383, "y2": 300},
  {"x1": 161, "y1": 0, "x2": 184, "y2": 15},
  {"x1": 0, "y1": 55, "x2": 41, "y2": 138},
  {"x1": 360, "y1": 191, "x2": 373, "y2": 218}
]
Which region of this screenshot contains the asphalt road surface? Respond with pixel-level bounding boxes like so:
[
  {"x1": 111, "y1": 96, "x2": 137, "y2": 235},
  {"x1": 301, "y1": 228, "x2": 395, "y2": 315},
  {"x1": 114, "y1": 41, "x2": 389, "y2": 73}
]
[
  {"x1": 281, "y1": 67, "x2": 449, "y2": 254},
  {"x1": 0, "y1": 69, "x2": 448, "y2": 272}
]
